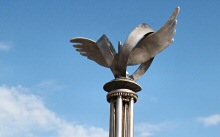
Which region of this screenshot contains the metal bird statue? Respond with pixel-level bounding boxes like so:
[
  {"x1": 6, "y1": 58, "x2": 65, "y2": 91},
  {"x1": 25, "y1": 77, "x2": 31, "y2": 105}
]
[{"x1": 71, "y1": 7, "x2": 180, "y2": 81}]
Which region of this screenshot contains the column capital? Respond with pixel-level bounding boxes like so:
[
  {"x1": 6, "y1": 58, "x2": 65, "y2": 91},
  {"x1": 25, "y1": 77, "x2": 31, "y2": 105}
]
[{"x1": 107, "y1": 89, "x2": 138, "y2": 103}]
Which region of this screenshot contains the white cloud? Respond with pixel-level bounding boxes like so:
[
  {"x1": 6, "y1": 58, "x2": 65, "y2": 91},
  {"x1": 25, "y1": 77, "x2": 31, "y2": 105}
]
[
  {"x1": 0, "y1": 43, "x2": 11, "y2": 51},
  {"x1": 0, "y1": 85, "x2": 108, "y2": 137},
  {"x1": 135, "y1": 122, "x2": 174, "y2": 137},
  {"x1": 36, "y1": 80, "x2": 66, "y2": 91},
  {"x1": 197, "y1": 114, "x2": 220, "y2": 126},
  {"x1": 135, "y1": 124, "x2": 155, "y2": 137}
]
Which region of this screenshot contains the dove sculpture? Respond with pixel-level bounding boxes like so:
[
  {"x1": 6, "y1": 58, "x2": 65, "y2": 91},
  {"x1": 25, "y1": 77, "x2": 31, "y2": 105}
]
[{"x1": 71, "y1": 7, "x2": 180, "y2": 81}]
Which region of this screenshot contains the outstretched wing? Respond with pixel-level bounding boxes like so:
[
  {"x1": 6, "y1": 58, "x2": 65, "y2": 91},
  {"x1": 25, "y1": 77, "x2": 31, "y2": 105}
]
[
  {"x1": 128, "y1": 7, "x2": 180, "y2": 65},
  {"x1": 70, "y1": 37, "x2": 109, "y2": 67}
]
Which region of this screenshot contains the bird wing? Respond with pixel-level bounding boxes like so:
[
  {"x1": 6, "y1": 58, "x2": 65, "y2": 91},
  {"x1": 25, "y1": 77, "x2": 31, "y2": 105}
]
[
  {"x1": 118, "y1": 23, "x2": 154, "y2": 77},
  {"x1": 70, "y1": 37, "x2": 109, "y2": 67},
  {"x1": 128, "y1": 7, "x2": 180, "y2": 65},
  {"x1": 96, "y1": 34, "x2": 116, "y2": 68}
]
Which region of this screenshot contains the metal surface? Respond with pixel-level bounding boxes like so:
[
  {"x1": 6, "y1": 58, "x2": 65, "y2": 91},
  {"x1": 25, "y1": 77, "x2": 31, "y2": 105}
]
[
  {"x1": 128, "y1": 97, "x2": 134, "y2": 137},
  {"x1": 104, "y1": 78, "x2": 142, "y2": 93},
  {"x1": 116, "y1": 96, "x2": 123, "y2": 137},
  {"x1": 123, "y1": 103, "x2": 128, "y2": 137},
  {"x1": 117, "y1": 23, "x2": 154, "y2": 77},
  {"x1": 70, "y1": 6, "x2": 180, "y2": 137},
  {"x1": 97, "y1": 34, "x2": 116, "y2": 68},
  {"x1": 110, "y1": 101, "x2": 115, "y2": 137}
]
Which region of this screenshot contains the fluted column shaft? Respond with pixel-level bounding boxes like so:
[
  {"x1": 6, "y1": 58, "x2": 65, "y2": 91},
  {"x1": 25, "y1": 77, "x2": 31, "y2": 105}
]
[{"x1": 107, "y1": 89, "x2": 138, "y2": 137}]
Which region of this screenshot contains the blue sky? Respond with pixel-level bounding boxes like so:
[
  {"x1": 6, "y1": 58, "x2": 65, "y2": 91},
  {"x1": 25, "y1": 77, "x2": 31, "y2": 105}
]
[{"x1": 0, "y1": 1, "x2": 220, "y2": 137}]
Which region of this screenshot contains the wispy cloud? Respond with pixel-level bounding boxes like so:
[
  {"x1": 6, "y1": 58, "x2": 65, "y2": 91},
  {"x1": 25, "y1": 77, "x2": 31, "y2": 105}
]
[
  {"x1": 135, "y1": 122, "x2": 176, "y2": 137},
  {"x1": 0, "y1": 42, "x2": 11, "y2": 51},
  {"x1": 0, "y1": 85, "x2": 108, "y2": 137},
  {"x1": 197, "y1": 114, "x2": 220, "y2": 126},
  {"x1": 36, "y1": 80, "x2": 66, "y2": 91}
]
